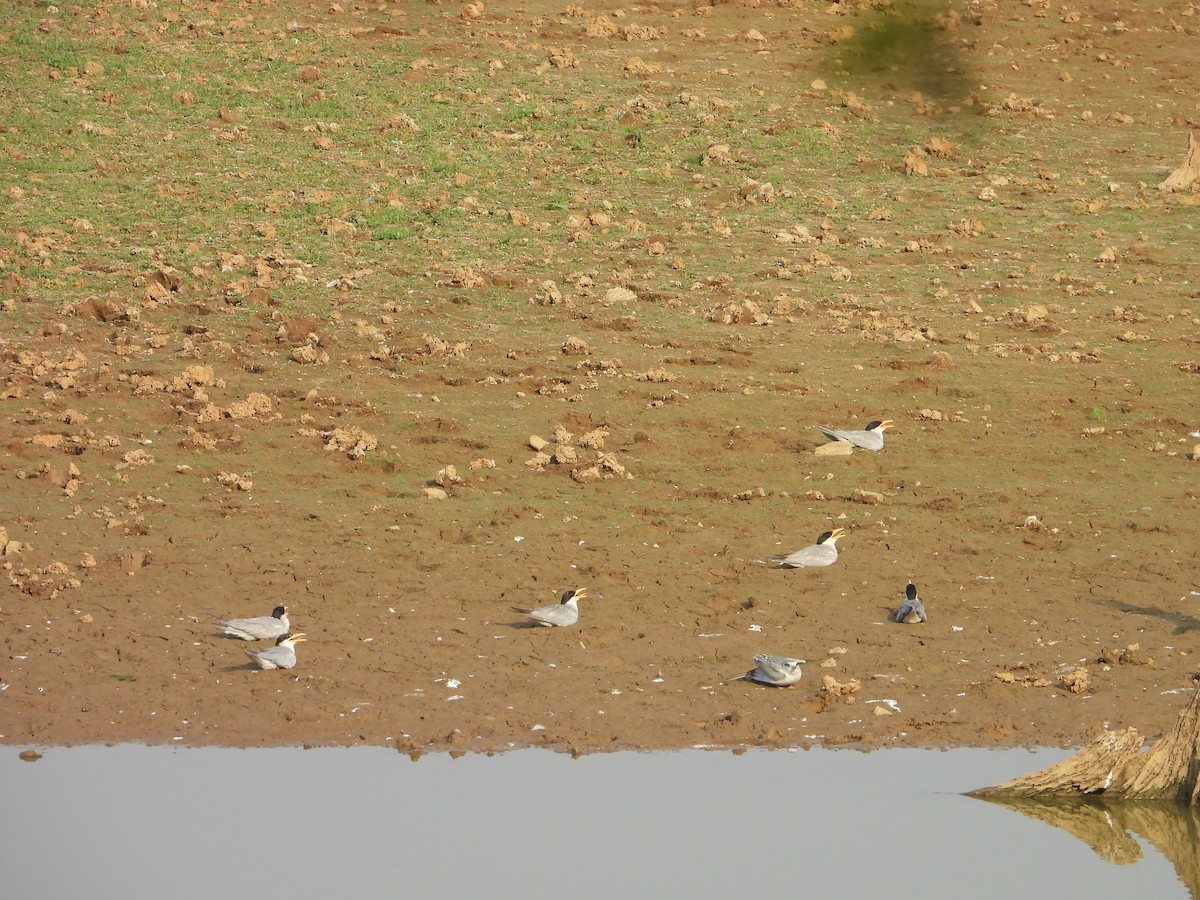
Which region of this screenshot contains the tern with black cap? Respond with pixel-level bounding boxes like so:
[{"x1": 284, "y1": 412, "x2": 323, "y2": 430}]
[
  {"x1": 772, "y1": 528, "x2": 845, "y2": 568},
  {"x1": 211, "y1": 605, "x2": 290, "y2": 641},
  {"x1": 246, "y1": 633, "x2": 307, "y2": 670},
  {"x1": 816, "y1": 419, "x2": 893, "y2": 452},
  {"x1": 895, "y1": 583, "x2": 927, "y2": 624},
  {"x1": 518, "y1": 589, "x2": 588, "y2": 627}
]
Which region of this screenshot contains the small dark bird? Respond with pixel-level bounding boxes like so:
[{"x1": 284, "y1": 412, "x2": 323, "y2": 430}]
[{"x1": 895, "y1": 583, "x2": 927, "y2": 624}]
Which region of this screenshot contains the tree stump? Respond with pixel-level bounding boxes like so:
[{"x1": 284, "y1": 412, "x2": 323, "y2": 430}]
[
  {"x1": 1120, "y1": 683, "x2": 1200, "y2": 802},
  {"x1": 968, "y1": 727, "x2": 1144, "y2": 798},
  {"x1": 971, "y1": 688, "x2": 1200, "y2": 803}
]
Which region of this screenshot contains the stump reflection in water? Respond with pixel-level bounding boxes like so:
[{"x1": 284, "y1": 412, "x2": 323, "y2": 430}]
[{"x1": 972, "y1": 797, "x2": 1200, "y2": 895}]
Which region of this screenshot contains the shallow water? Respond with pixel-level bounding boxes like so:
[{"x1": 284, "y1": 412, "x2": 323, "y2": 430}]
[{"x1": 0, "y1": 745, "x2": 1189, "y2": 899}]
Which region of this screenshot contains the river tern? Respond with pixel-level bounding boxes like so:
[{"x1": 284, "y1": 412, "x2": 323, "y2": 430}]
[
  {"x1": 519, "y1": 589, "x2": 588, "y2": 627},
  {"x1": 726, "y1": 654, "x2": 806, "y2": 687},
  {"x1": 211, "y1": 605, "x2": 290, "y2": 641},
  {"x1": 895, "y1": 583, "x2": 927, "y2": 624},
  {"x1": 816, "y1": 419, "x2": 893, "y2": 451},
  {"x1": 772, "y1": 528, "x2": 845, "y2": 568},
  {"x1": 246, "y1": 633, "x2": 307, "y2": 670}
]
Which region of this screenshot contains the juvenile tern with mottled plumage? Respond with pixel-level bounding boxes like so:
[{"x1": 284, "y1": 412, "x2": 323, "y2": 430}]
[{"x1": 725, "y1": 654, "x2": 806, "y2": 687}]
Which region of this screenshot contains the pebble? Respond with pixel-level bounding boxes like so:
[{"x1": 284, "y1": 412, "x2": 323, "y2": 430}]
[{"x1": 814, "y1": 441, "x2": 853, "y2": 456}]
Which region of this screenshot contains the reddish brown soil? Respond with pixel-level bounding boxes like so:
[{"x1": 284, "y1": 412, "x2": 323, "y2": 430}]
[{"x1": 1, "y1": 0, "x2": 1198, "y2": 754}]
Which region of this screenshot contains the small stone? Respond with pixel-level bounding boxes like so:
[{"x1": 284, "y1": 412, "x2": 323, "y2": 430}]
[
  {"x1": 597, "y1": 453, "x2": 626, "y2": 477},
  {"x1": 433, "y1": 465, "x2": 462, "y2": 488},
  {"x1": 552, "y1": 445, "x2": 578, "y2": 465},
  {"x1": 525, "y1": 452, "x2": 552, "y2": 471},
  {"x1": 872, "y1": 706, "x2": 893, "y2": 717},
  {"x1": 561, "y1": 336, "x2": 591, "y2": 356},
  {"x1": 820, "y1": 676, "x2": 860, "y2": 697},
  {"x1": 422, "y1": 487, "x2": 449, "y2": 500},
  {"x1": 536, "y1": 281, "x2": 562, "y2": 305},
  {"x1": 577, "y1": 429, "x2": 608, "y2": 450},
  {"x1": 323, "y1": 427, "x2": 377, "y2": 458},
  {"x1": 1061, "y1": 667, "x2": 1090, "y2": 694},
  {"x1": 852, "y1": 489, "x2": 885, "y2": 505},
  {"x1": 529, "y1": 435, "x2": 548, "y2": 451},
  {"x1": 813, "y1": 441, "x2": 853, "y2": 457}
]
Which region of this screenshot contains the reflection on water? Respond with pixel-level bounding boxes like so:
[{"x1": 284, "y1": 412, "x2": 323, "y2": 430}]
[
  {"x1": 0, "y1": 746, "x2": 1189, "y2": 899},
  {"x1": 978, "y1": 796, "x2": 1200, "y2": 893}
]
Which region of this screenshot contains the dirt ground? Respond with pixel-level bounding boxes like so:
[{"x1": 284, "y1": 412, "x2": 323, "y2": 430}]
[{"x1": 2, "y1": 0, "x2": 1198, "y2": 755}]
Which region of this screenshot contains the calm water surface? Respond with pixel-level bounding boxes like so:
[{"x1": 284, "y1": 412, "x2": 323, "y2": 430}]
[{"x1": 0, "y1": 745, "x2": 1188, "y2": 899}]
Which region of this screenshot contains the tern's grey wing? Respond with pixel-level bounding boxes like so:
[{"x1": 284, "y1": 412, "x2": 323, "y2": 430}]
[
  {"x1": 752, "y1": 655, "x2": 804, "y2": 684},
  {"x1": 527, "y1": 603, "x2": 578, "y2": 627},
  {"x1": 222, "y1": 615, "x2": 289, "y2": 640},
  {"x1": 776, "y1": 546, "x2": 814, "y2": 568},
  {"x1": 777, "y1": 543, "x2": 836, "y2": 568},
  {"x1": 817, "y1": 426, "x2": 851, "y2": 443},
  {"x1": 818, "y1": 425, "x2": 884, "y2": 450},
  {"x1": 752, "y1": 655, "x2": 786, "y2": 679},
  {"x1": 222, "y1": 617, "x2": 268, "y2": 640},
  {"x1": 247, "y1": 644, "x2": 296, "y2": 669},
  {"x1": 245, "y1": 647, "x2": 272, "y2": 668}
]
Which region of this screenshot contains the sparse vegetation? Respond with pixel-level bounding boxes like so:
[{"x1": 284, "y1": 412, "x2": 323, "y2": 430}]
[{"x1": 1, "y1": 0, "x2": 1197, "y2": 753}]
